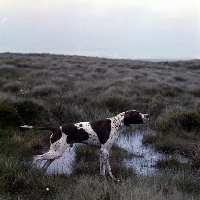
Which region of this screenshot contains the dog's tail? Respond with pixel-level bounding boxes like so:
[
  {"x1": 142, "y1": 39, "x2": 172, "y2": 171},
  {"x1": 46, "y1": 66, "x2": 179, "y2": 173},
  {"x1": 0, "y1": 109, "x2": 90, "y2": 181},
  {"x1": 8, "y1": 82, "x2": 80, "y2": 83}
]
[{"x1": 20, "y1": 125, "x2": 57, "y2": 132}]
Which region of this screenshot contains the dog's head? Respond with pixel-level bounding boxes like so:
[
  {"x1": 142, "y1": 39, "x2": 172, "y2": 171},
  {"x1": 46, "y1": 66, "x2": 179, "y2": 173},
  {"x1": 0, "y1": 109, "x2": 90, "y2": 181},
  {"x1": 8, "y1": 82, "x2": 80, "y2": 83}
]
[{"x1": 124, "y1": 110, "x2": 149, "y2": 126}]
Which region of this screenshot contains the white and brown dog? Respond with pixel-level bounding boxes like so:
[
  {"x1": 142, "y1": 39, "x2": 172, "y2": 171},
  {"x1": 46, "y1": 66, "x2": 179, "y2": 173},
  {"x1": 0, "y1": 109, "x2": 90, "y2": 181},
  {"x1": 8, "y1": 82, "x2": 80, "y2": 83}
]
[{"x1": 21, "y1": 110, "x2": 149, "y2": 179}]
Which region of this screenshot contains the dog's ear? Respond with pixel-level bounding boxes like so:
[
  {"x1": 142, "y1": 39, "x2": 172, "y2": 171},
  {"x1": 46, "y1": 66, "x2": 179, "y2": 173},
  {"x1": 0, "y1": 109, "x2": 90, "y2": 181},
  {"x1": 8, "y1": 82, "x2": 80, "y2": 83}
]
[
  {"x1": 124, "y1": 110, "x2": 132, "y2": 126},
  {"x1": 125, "y1": 110, "x2": 132, "y2": 119},
  {"x1": 125, "y1": 110, "x2": 139, "y2": 118}
]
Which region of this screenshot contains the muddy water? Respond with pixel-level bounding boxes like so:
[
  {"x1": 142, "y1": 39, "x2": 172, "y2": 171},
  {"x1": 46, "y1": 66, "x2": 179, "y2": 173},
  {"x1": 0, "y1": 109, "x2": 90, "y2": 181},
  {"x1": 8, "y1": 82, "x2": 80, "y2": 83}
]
[{"x1": 38, "y1": 130, "x2": 188, "y2": 176}]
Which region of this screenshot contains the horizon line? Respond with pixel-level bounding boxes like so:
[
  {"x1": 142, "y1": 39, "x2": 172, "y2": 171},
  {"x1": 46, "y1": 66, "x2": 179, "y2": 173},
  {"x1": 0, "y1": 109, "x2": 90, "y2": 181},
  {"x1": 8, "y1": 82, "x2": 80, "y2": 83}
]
[{"x1": 0, "y1": 51, "x2": 199, "y2": 62}]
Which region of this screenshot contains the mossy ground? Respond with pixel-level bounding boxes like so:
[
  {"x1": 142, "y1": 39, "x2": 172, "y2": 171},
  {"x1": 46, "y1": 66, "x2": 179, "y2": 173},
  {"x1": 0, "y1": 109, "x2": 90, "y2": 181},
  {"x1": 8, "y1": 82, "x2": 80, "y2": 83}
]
[{"x1": 0, "y1": 53, "x2": 200, "y2": 199}]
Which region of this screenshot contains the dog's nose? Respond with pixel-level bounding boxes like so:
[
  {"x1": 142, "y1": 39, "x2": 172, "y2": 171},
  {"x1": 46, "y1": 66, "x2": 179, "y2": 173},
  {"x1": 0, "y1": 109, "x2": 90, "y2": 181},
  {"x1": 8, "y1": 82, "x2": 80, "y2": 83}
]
[{"x1": 145, "y1": 114, "x2": 150, "y2": 118}]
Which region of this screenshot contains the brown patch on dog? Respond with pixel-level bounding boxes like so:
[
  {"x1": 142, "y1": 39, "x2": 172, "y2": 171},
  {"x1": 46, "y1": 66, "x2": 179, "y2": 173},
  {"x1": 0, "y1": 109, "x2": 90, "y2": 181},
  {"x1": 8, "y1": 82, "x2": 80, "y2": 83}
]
[
  {"x1": 90, "y1": 119, "x2": 111, "y2": 144},
  {"x1": 62, "y1": 124, "x2": 89, "y2": 144},
  {"x1": 50, "y1": 128, "x2": 62, "y2": 143}
]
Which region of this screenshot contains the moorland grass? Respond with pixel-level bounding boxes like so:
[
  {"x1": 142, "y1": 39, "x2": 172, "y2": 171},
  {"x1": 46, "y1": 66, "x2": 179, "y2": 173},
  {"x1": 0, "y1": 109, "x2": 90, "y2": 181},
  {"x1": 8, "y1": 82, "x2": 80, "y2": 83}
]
[
  {"x1": 0, "y1": 105, "x2": 24, "y2": 129},
  {"x1": 0, "y1": 53, "x2": 200, "y2": 199}
]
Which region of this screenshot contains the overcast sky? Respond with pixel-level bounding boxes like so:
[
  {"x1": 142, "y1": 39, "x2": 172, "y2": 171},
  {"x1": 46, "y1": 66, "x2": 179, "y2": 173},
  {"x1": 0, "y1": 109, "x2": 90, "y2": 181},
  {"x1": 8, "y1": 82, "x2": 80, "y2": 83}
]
[{"x1": 0, "y1": 0, "x2": 200, "y2": 60}]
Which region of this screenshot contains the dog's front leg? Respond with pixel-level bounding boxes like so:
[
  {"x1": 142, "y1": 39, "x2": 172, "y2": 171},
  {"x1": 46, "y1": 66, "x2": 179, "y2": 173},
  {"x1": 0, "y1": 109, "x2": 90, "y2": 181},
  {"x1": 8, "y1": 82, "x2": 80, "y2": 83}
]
[
  {"x1": 105, "y1": 155, "x2": 114, "y2": 179},
  {"x1": 100, "y1": 148, "x2": 114, "y2": 179},
  {"x1": 100, "y1": 148, "x2": 106, "y2": 176}
]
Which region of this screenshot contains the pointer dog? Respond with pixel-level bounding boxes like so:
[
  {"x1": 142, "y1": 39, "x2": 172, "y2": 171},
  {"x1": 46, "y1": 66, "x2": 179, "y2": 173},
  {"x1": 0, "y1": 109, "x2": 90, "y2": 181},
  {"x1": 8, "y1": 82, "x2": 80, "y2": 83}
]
[{"x1": 21, "y1": 110, "x2": 149, "y2": 178}]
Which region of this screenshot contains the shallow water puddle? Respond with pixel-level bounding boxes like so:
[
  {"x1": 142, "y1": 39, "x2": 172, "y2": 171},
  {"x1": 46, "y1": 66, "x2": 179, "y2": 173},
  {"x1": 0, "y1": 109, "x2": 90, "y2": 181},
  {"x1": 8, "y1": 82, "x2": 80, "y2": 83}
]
[
  {"x1": 38, "y1": 130, "x2": 188, "y2": 176},
  {"x1": 116, "y1": 130, "x2": 190, "y2": 175},
  {"x1": 116, "y1": 130, "x2": 163, "y2": 175},
  {"x1": 38, "y1": 147, "x2": 76, "y2": 175}
]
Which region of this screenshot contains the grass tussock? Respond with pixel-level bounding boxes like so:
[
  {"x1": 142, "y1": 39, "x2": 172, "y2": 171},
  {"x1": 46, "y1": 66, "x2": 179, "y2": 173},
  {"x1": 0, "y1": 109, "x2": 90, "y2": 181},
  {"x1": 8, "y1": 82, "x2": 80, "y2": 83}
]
[
  {"x1": 145, "y1": 84, "x2": 183, "y2": 97},
  {"x1": 0, "y1": 53, "x2": 200, "y2": 199},
  {"x1": 13, "y1": 100, "x2": 50, "y2": 125},
  {"x1": 103, "y1": 94, "x2": 131, "y2": 113},
  {"x1": 156, "y1": 109, "x2": 200, "y2": 132},
  {"x1": 0, "y1": 105, "x2": 24, "y2": 129},
  {"x1": 31, "y1": 85, "x2": 62, "y2": 97}
]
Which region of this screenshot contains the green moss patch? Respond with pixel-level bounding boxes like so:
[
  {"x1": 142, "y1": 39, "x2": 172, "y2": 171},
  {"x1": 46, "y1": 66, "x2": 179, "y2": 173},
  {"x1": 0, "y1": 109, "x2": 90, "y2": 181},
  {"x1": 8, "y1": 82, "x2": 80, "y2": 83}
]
[
  {"x1": 0, "y1": 105, "x2": 24, "y2": 129},
  {"x1": 13, "y1": 100, "x2": 49, "y2": 125}
]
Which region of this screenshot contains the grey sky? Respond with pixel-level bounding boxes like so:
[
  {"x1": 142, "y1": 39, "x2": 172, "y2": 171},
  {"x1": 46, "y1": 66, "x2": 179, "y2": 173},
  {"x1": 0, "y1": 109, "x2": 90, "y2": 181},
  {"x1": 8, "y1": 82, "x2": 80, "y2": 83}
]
[{"x1": 0, "y1": 0, "x2": 200, "y2": 59}]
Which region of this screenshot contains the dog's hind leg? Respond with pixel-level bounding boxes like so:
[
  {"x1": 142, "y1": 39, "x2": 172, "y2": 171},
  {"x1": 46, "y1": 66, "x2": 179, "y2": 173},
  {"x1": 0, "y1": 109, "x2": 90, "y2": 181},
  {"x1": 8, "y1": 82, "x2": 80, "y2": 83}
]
[
  {"x1": 100, "y1": 148, "x2": 106, "y2": 176},
  {"x1": 41, "y1": 159, "x2": 54, "y2": 172},
  {"x1": 33, "y1": 149, "x2": 63, "y2": 163},
  {"x1": 34, "y1": 142, "x2": 70, "y2": 171}
]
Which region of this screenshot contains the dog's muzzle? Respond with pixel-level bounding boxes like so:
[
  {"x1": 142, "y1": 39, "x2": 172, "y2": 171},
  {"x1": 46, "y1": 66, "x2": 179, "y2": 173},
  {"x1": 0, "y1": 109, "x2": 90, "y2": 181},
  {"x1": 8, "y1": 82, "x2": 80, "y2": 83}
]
[{"x1": 142, "y1": 114, "x2": 150, "y2": 123}]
